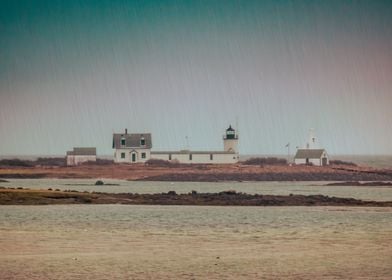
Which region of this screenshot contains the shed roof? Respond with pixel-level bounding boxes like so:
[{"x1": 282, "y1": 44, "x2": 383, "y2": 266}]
[
  {"x1": 112, "y1": 133, "x2": 152, "y2": 149},
  {"x1": 294, "y1": 149, "x2": 326, "y2": 159},
  {"x1": 67, "y1": 147, "x2": 96, "y2": 156}
]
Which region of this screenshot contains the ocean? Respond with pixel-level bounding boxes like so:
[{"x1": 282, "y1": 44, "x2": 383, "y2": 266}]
[
  {"x1": 2, "y1": 179, "x2": 392, "y2": 202},
  {"x1": 1, "y1": 173, "x2": 392, "y2": 279},
  {"x1": 0, "y1": 204, "x2": 391, "y2": 279}
]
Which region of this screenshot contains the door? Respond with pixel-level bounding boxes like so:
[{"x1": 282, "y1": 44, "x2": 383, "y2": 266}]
[
  {"x1": 322, "y1": 157, "x2": 328, "y2": 166},
  {"x1": 131, "y1": 153, "x2": 136, "y2": 162}
]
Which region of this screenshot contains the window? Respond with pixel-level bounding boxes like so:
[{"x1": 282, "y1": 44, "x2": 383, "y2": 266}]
[
  {"x1": 189, "y1": 154, "x2": 192, "y2": 160},
  {"x1": 169, "y1": 154, "x2": 172, "y2": 160},
  {"x1": 121, "y1": 153, "x2": 125, "y2": 159},
  {"x1": 121, "y1": 138, "x2": 126, "y2": 146},
  {"x1": 140, "y1": 138, "x2": 145, "y2": 146},
  {"x1": 210, "y1": 154, "x2": 213, "y2": 160},
  {"x1": 141, "y1": 152, "x2": 146, "y2": 159}
]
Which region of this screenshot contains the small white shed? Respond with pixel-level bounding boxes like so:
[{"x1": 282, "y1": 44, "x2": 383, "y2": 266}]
[
  {"x1": 66, "y1": 147, "x2": 97, "y2": 166},
  {"x1": 294, "y1": 149, "x2": 329, "y2": 166}
]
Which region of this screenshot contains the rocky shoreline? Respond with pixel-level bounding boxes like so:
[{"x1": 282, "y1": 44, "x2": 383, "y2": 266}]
[
  {"x1": 1, "y1": 164, "x2": 392, "y2": 182},
  {"x1": 1, "y1": 188, "x2": 391, "y2": 207},
  {"x1": 325, "y1": 181, "x2": 392, "y2": 187}
]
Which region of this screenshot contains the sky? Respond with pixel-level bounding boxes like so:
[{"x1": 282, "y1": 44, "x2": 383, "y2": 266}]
[{"x1": 0, "y1": 0, "x2": 391, "y2": 156}]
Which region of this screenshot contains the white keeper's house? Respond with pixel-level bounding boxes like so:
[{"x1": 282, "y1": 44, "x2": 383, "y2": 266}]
[
  {"x1": 112, "y1": 126, "x2": 239, "y2": 164},
  {"x1": 112, "y1": 129, "x2": 152, "y2": 163}
]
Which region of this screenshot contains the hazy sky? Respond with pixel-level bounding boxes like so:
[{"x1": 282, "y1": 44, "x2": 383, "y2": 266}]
[{"x1": 1, "y1": 0, "x2": 391, "y2": 156}]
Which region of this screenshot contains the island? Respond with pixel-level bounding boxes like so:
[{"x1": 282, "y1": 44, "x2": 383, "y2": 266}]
[{"x1": 1, "y1": 188, "x2": 391, "y2": 207}]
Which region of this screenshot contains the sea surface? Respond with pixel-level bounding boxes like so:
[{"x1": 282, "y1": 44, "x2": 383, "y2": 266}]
[
  {"x1": 0, "y1": 205, "x2": 391, "y2": 279},
  {"x1": 1, "y1": 180, "x2": 392, "y2": 279},
  {"x1": 2, "y1": 179, "x2": 392, "y2": 201}
]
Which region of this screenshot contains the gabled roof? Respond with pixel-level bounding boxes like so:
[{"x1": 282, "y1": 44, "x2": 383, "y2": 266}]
[
  {"x1": 67, "y1": 147, "x2": 96, "y2": 156},
  {"x1": 112, "y1": 133, "x2": 152, "y2": 149},
  {"x1": 294, "y1": 149, "x2": 326, "y2": 159}
]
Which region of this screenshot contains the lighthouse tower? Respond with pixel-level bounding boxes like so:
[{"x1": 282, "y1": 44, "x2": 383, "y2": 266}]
[
  {"x1": 223, "y1": 125, "x2": 239, "y2": 153},
  {"x1": 306, "y1": 128, "x2": 318, "y2": 149}
]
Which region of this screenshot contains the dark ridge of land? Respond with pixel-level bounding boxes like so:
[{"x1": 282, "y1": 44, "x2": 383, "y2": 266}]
[
  {"x1": 0, "y1": 173, "x2": 48, "y2": 179},
  {"x1": 138, "y1": 172, "x2": 392, "y2": 182},
  {"x1": 325, "y1": 181, "x2": 392, "y2": 187},
  {"x1": 63, "y1": 182, "x2": 120, "y2": 186},
  {"x1": 1, "y1": 188, "x2": 391, "y2": 207}
]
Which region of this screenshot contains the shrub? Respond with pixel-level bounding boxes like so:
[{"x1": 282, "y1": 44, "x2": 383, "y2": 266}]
[
  {"x1": 330, "y1": 160, "x2": 357, "y2": 166},
  {"x1": 242, "y1": 157, "x2": 287, "y2": 166},
  {"x1": 0, "y1": 157, "x2": 66, "y2": 167},
  {"x1": 82, "y1": 159, "x2": 113, "y2": 165},
  {"x1": 145, "y1": 159, "x2": 181, "y2": 167},
  {"x1": 0, "y1": 159, "x2": 34, "y2": 167},
  {"x1": 145, "y1": 159, "x2": 171, "y2": 166},
  {"x1": 35, "y1": 157, "x2": 66, "y2": 166}
]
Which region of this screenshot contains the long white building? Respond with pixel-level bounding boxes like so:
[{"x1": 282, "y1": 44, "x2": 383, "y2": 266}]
[{"x1": 112, "y1": 126, "x2": 239, "y2": 164}]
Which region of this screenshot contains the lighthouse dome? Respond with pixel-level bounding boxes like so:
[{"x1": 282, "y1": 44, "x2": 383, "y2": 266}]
[{"x1": 225, "y1": 125, "x2": 236, "y2": 139}]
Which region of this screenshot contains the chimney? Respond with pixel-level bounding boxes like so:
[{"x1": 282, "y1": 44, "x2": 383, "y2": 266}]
[{"x1": 125, "y1": 128, "x2": 128, "y2": 134}]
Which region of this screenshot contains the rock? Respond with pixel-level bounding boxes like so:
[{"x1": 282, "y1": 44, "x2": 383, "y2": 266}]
[
  {"x1": 325, "y1": 181, "x2": 392, "y2": 187},
  {"x1": 95, "y1": 180, "x2": 104, "y2": 185}
]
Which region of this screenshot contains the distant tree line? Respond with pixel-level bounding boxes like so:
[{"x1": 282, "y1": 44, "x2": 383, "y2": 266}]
[
  {"x1": 0, "y1": 158, "x2": 65, "y2": 167},
  {"x1": 0, "y1": 157, "x2": 113, "y2": 167}
]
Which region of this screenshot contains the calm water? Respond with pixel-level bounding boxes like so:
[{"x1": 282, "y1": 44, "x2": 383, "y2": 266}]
[
  {"x1": 2, "y1": 179, "x2": 392, "y2": 278},
  {"x1": 0, "y1": 205, "x2": 391, "y2": 279},
  {"x1": 2, "y1": 179, "x2": 392, "y2": 201}
]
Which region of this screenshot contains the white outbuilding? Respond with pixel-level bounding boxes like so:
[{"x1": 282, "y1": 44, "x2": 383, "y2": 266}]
[
  {"x1": 294, "y1": 149, "x2": 329, "y2": 166},
  {"x1": 66, "y1": 147, "x2": 97, "y2": 166}
]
